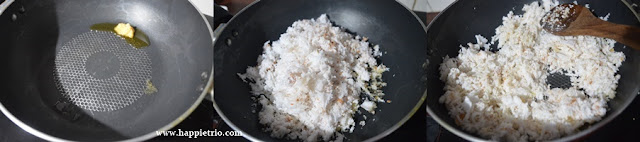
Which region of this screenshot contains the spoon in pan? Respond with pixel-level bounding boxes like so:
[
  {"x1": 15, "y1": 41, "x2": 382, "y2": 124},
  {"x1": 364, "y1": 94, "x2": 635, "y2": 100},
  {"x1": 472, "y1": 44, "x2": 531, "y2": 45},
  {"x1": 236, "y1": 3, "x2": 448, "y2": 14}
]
[{"x1": 541, "y1": 3, "x2": 640, "y2": 49}]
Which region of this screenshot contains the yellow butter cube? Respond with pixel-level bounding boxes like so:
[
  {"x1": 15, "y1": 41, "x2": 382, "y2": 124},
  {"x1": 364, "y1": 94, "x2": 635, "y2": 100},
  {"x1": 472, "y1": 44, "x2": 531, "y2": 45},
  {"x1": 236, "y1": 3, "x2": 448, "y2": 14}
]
[{"x1": 114, "y1": 23, "x2": 135, "y2": 38}]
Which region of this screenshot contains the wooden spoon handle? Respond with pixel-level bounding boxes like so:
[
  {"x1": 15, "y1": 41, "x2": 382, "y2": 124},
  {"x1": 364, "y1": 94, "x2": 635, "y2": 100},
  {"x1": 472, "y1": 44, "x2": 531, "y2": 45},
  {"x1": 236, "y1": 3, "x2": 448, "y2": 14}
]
[{"x1": 576, "y1": 19, "x2": 640, "y2": 50}]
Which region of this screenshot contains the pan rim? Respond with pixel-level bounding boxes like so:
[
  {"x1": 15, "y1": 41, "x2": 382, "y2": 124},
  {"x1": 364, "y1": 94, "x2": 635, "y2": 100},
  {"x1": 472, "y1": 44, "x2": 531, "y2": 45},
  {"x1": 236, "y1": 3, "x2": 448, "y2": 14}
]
[
  {"x1": 424, "y1": 0, "x2": 640, "y2": 141},
  {"x1": 210, "y1": 0, "x2": 430, "y2": 141},
  {"x1": 211, "y1": 0, "x2": 261, "y2": 141},
  {"x1": 0, "y1": 0, "x2": 216, "y2": 141}
]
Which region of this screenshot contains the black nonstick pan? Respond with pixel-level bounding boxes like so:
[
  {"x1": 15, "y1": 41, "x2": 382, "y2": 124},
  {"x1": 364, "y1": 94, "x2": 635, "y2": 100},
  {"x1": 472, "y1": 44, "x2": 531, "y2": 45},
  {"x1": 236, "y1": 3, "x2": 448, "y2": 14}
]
[
  {"x1": 0, "y1": 0, "x2": 213, "y2": 141},
  {"x1": 426, "y1": 0, "x2": 640, "y2": 141},
  {"x1": 213, "y1": 0, "x2": 428, "y2": 141}
]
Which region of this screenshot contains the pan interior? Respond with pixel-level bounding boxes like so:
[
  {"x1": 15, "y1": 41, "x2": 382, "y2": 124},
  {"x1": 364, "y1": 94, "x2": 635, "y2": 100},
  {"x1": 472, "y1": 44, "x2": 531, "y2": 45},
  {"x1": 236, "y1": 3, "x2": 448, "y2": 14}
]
[
  {"x1": 0, "y1": 0, "x2": 213, "y2": 141},
  {"x1": 214, "y1": 0, "x2": 428, "y2": 141},
  {"x1": 426, "y1": 0, "x2": 640, "y2": 141},
  {"x1": 54, "y1": 31, "x2": 152, "y2": 112}
]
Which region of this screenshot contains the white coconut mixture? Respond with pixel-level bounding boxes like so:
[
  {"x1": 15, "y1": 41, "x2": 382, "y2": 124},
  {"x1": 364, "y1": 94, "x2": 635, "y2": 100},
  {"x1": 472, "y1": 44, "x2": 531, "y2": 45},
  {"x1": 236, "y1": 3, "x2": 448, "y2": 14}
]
[
  {"x1": 439, "y1": 0, "x2": 625, "y2": 141},
  {"x1": 238, "y1": 14, "x2": 387, "y2": 141}
]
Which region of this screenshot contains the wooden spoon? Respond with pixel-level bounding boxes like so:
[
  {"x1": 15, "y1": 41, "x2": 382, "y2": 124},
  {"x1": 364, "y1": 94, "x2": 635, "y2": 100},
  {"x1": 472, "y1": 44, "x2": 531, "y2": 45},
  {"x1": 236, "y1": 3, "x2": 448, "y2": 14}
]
[{"x1": 541, "y1": 3, "x2": 640, "y2": 50}]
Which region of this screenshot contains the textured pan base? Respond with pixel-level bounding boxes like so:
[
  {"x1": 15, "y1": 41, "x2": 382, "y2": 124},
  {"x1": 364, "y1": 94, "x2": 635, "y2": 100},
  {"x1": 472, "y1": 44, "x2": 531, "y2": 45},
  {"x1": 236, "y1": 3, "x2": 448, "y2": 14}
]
[{"x1": 54, "y1": 31, "x2": 152, "y2": 112}]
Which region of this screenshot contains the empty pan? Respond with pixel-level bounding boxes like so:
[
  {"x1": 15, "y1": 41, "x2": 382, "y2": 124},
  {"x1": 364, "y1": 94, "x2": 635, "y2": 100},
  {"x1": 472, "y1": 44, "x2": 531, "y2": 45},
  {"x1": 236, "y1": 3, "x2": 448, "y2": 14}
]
[{"x1": 0, "y1": 0, "x2": 213, "y2": 141}]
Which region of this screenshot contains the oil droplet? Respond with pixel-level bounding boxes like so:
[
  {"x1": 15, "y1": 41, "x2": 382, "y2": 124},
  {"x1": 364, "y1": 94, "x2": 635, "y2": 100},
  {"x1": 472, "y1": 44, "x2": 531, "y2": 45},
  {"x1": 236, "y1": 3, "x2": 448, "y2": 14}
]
[
  {"x1": 232, "y1": 30, "x2": 239, "y2": 37},
  {"x1": 197, "y1": 84, "x2": 205, "y2": 92},
  {"x1": 18, "y1": 6, "x2": 25, "y2": 13},
  {"x1": 226, "y1": 38, "x2": 232, "y2": 46},
  {"x1": 90, "y1": 23, "x2": 150, "y2": 49},
  {"x1": 11, "y1": 14, "x2": 17, "y2": 21},
  {"x1": 201, "y1": 72, "x2": 208, "y2": 80}
]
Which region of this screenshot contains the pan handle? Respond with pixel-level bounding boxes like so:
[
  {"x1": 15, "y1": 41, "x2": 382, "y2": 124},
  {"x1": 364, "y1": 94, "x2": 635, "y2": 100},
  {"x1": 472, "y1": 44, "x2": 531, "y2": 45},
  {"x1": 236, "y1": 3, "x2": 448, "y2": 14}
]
[
  {"x1": 213, "y1": 4, "x2": 231, "y2": 40},
  {"x1": 205, "y1": 21, "x2": 222, "y2": 103},
  {"x1": 0, "y1": 0, "x2": 15, "y2": 15},
  {"x1": 204, "y1": 4, "x2": 231, "y2": 102},
  {"x1": 205, "y1": 81, "x2": 214, "y2": 102},
  {"x1": 205, "y1": 23, "x2": 222, "y2": 102}
]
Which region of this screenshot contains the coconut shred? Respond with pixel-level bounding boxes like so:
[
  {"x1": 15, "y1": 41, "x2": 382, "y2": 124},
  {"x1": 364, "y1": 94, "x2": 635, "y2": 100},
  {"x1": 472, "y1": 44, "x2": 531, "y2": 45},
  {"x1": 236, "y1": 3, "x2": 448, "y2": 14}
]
[
  {"x1": 238, "y1": 14, "x2": 388, "y2": 141},
  {"x1": 439, "y1": 0, "x2": 624, "y2": 141}
]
